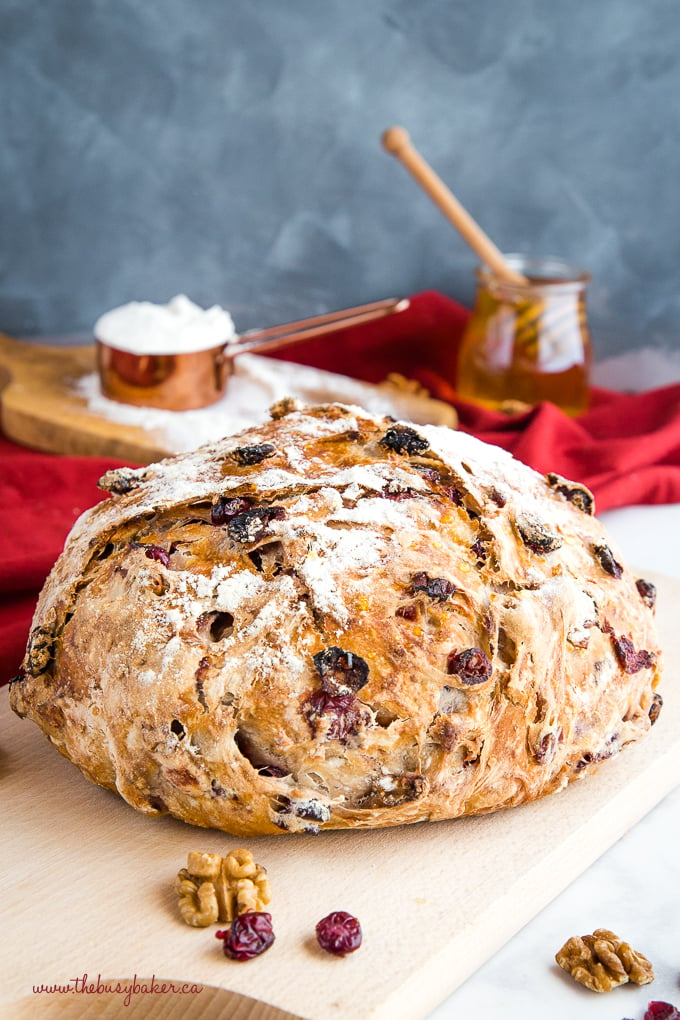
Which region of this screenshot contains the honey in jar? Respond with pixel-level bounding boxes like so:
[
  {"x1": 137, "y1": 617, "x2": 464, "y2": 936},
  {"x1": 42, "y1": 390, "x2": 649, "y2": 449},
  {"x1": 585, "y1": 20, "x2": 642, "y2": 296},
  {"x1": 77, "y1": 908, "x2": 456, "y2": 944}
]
[{"x1": 456, "y1": 254, "x2": 592, "y2": 416}]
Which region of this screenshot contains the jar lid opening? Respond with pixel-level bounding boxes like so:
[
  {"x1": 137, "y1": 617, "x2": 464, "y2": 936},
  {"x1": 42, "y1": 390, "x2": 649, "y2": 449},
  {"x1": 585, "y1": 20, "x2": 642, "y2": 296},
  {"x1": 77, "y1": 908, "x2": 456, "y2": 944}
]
[{"x1": 477, "y1": 253, "x2": 591, "y2": 291}]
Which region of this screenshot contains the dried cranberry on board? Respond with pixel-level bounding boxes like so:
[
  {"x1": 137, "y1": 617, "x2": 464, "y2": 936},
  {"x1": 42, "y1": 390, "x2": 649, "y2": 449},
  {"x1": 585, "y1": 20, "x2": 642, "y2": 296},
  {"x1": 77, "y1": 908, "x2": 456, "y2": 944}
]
[
  {"x1": 409, "y1": 572, "x2": 456, "y2": 601},
  {"x1": 215, "y1": 912, "x2": 275, "y2": 960},
  {"x1": 644, "y1": 1004, "x2": 680, "y2": 1020},
  {"x1": 313, "y1": 647, "x2": 369, "y2": 695},
  {"x1": 230, "y1": 443, "x2": 276, "y2": 466},
  {"x1": 211, "y1": 496, "x2": 254, "y2": 525},
  {"x1": 447, "y1": 648, "x2": 493, "y2": 685},
  {"x1": 315, "y1": 911, "x2": 362, "y2": 956},
  {"x1": 378, "y1": 425, "x2": 429, "y2": 455}
]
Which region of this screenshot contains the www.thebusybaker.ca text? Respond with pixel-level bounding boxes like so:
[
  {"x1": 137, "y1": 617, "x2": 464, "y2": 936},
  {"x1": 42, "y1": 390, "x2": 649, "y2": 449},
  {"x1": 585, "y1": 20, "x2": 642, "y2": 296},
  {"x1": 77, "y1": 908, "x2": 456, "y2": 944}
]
[{"x1": 32, "y1": 973, "x2": 203, "y2": 1008}]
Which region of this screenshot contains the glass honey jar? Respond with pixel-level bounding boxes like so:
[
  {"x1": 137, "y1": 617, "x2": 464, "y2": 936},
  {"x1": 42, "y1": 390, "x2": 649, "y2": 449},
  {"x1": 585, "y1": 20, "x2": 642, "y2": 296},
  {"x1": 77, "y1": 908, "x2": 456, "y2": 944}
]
[{"x1": 456, "y1": 254, "x2": 592, "y2": 416}]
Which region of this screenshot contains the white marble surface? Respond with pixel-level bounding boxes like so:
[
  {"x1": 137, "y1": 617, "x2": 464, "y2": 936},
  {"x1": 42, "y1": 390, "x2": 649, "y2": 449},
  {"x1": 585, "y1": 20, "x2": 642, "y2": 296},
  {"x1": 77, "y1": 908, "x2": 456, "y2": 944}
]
[{"x1": 429, "y1": 503, "x2": 680, "y2": 1019}]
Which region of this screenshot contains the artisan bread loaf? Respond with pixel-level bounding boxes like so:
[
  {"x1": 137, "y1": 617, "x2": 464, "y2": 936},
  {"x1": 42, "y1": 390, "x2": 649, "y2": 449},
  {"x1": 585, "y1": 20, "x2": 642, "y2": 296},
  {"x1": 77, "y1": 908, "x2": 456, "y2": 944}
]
[{"x1": 10, "y1": 401, "x2": 663, "y2": 835}]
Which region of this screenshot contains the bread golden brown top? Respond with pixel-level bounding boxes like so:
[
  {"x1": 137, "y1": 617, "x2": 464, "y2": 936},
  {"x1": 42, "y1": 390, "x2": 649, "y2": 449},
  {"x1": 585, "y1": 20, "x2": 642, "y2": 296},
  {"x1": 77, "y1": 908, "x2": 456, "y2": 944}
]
[{"x1": 10, "y1": 401, "x2": 662, "y2": 835}]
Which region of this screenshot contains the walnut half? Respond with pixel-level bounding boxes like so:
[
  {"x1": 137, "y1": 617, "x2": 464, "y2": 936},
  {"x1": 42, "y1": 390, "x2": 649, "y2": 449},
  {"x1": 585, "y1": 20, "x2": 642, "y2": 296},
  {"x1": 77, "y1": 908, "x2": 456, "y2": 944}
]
[
  {"x1": 175, "y1": 848, "x2": 271, "y2": 927},
  {"x1": 555, "y1": 928, "x2": 654, "y2": 992}
]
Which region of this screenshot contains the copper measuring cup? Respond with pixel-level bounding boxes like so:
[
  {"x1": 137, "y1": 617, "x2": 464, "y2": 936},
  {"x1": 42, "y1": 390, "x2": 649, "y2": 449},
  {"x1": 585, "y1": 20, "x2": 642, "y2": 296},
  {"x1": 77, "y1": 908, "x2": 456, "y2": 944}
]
[{"x1": 96, "y1": 298, "x2": 409, "y2": 411}]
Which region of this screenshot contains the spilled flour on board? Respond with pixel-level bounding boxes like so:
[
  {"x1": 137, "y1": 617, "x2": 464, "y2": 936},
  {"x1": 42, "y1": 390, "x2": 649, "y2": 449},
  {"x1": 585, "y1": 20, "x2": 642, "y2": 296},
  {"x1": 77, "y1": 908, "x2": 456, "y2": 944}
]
[{"x1": 74, "y1": 353, "x2": 456, "y2": 454}]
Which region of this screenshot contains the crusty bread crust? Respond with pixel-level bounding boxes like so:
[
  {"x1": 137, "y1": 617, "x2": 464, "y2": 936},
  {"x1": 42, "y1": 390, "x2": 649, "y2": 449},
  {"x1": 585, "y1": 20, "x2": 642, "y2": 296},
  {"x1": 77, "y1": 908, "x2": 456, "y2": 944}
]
[{"x1": 10, "y1": 401, "x2": 663, "y2": 835}]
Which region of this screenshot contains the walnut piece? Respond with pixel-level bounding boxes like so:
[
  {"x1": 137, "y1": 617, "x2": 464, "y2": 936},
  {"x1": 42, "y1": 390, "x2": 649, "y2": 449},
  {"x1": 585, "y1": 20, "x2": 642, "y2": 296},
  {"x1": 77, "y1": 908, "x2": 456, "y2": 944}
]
[
  {"x1": 175, "y1": 848, "x2": 271, "y2": 927},
  {"x1": 382, "y1": 372, "x2": 430, "y2": 397},
  {"x1": 97, "y1": 466, "x2": 147, "y2": 494},
  {"x1": 555, "y1": 928, "x2": 654, "y2": 992},
  {"x1": 269, "y1": 396, "x2": 303, "y2": 420}
]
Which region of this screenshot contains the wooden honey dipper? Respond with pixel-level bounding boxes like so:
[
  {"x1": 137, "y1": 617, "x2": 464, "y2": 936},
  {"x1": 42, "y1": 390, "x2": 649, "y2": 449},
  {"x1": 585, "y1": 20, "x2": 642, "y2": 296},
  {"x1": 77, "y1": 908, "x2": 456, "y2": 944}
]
[
  {"x1": 381, "y1": 126, "x2": 592, "y2": 367},
  {"x1": 381, "y1": 127, "x2": 592, "y2": 416},
  {"x1": 381, "y1": 126, "x2": 528, "y2": 286}
]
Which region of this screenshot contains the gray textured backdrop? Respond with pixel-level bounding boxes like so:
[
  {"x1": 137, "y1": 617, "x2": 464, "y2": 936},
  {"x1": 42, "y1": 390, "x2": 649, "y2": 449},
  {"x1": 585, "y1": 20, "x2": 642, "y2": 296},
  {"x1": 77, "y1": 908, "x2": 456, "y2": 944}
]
[{"x1": 2, "y1": 0, "x2": 680, "y2": 358}]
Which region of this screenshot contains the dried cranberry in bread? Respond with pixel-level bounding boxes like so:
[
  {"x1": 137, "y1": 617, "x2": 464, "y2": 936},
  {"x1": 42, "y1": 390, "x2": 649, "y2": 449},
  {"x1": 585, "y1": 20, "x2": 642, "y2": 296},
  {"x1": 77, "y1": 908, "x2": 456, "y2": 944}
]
[{"x1": 10, "y1": 402, "x2": 663, "y2": 835}]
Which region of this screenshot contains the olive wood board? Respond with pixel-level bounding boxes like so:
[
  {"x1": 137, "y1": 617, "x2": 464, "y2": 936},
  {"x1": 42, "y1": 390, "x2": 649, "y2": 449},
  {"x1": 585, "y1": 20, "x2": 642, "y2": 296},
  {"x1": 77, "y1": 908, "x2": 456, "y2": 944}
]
[
  {"x1": 2, "y1": 570, "x2": 679, "y2": 1020},
  {"x1": 0, "y1": 332, "x2": 169, "y2": 463},
  {"x1": 0, "y1": 332, "x2": 455, "y2": 465}
]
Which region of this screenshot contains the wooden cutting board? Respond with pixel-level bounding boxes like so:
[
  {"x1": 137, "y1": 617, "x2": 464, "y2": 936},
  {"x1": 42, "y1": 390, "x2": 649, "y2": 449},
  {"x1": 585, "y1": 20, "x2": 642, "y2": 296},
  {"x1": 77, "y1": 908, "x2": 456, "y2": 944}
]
[
  {"x1": 0, "y1": 333, "x2": 457, "y2": 466},
  {"x1": 0, "y1": 332, "x2": 183, "y2": 463},
  {"x1": 3, "y1": 570, "x2": 680, "y2": 1020}
]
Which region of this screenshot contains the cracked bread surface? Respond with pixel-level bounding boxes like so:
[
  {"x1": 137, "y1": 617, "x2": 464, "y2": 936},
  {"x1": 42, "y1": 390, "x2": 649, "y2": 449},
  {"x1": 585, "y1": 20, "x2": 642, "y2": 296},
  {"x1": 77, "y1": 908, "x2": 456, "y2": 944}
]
[{"x1": 10, "y1": 401, "x2": 663, "y2": 836}]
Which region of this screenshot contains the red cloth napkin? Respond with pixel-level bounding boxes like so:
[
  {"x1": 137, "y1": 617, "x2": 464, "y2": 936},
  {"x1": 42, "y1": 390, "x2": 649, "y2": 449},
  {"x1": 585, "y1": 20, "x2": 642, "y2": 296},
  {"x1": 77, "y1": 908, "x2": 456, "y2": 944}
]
[
  {"x1": 270, "y1": 290, "x2": 680, "y2": 510},
  {"x1": 2, "y1": 289, "x2": 680, "y2": 683}
]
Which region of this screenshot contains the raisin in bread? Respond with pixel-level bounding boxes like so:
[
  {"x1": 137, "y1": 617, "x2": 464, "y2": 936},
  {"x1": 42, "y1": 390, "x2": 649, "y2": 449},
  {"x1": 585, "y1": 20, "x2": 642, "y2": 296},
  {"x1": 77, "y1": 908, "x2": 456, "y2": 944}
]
[{"x1": 10, "y1": 401, "x2": 663, "y2": 835}]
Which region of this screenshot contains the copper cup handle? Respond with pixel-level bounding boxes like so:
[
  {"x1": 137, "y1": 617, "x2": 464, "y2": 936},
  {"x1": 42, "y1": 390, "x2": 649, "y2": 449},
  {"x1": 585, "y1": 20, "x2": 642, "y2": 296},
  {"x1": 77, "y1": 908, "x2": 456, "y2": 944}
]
[{"x1": 96, "y1": 297, "x2": 409, "y2": 411}]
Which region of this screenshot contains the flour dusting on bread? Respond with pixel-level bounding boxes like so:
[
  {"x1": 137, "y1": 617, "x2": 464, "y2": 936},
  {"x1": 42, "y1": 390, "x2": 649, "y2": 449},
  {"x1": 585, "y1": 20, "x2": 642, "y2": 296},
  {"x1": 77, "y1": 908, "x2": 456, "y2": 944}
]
[{"x1": 11, "y1": 402, "x2": 662, "y2": 836}]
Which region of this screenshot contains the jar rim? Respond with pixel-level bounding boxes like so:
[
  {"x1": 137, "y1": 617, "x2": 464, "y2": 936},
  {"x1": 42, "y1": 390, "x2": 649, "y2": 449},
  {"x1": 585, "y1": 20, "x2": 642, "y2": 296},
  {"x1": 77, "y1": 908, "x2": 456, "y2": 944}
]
[{"x1": 476, "y1": 253, "x2": 591, "y2": 291}]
